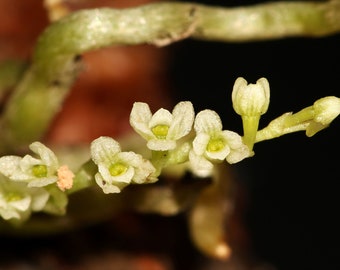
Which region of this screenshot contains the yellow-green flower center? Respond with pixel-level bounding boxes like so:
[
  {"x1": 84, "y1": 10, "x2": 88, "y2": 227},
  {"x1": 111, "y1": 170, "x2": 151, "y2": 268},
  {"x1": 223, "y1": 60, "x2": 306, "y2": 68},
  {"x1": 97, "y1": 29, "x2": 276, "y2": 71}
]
[
  {"x1": 207, "y1": 138, "x2": 225, "y2": 152},
  {"x1": 32, "y1": 164, "x2": 48, "y2": 178},
  {"x1": 109, "y1": 163, "x2": 127, "y2": 176},
  {"x1": 5, "y1": 192, "x2": 22, "y2": 202},
  {"x1": 152, "y1": 124, "x2": 169, "y2": 139}
]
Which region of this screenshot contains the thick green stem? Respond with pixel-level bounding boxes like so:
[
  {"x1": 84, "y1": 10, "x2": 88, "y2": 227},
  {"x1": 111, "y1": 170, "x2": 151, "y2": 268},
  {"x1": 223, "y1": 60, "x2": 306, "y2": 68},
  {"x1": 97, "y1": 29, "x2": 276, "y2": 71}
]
[
  {"x1": 1, "y1": 1, "x2": 339, "y2": 153},
  {"x1": 195, "y1": 0, "x2": 340, "y2": 42},
  {"x1": 0, "y1": 60, "x2": 27, "y2": 100}
]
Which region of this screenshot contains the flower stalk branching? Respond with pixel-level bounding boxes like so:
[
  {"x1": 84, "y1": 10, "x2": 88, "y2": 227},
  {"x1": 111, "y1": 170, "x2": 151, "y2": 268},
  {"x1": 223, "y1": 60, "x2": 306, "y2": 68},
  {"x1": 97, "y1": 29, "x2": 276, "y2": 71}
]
[{"x1": 0, "y1": 76, "x2": 338, "y2": 225}]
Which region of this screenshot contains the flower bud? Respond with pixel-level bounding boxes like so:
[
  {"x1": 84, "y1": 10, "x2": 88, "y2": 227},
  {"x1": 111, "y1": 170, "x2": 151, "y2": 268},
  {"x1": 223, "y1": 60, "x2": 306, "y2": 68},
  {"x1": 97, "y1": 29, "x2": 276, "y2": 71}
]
[
  {"x1": 313, "y1": 96, "x2": 340, "y2": 125},
  {"x1": 306, "y1": 96, "x2": 340, "y2": 136},
  {"x1": 232, "y1": 77, "x2": 270, "y2": 117}
]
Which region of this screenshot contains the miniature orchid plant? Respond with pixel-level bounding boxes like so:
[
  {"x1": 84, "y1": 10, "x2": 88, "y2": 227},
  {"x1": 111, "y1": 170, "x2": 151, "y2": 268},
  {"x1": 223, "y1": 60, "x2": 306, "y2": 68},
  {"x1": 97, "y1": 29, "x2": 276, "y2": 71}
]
[{"x1": 0, "y1": 0, "x2": 339, "y2": 261}]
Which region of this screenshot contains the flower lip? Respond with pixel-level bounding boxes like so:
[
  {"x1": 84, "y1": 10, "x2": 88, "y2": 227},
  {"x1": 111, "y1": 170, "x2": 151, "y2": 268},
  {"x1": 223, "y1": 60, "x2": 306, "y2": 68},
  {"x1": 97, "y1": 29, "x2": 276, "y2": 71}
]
[
  {"x1": 207, "y1": 138, "x2": 225, "y2": 153},
  {"x1": 32, "y1": 164, "x2": 48, "y2": 178},
  {"x1": 109, "y1": 163, "x2": 128, "y2": 176},
  {"x1": 151, "y1": 124, "x2": 169, "y2": 139}
]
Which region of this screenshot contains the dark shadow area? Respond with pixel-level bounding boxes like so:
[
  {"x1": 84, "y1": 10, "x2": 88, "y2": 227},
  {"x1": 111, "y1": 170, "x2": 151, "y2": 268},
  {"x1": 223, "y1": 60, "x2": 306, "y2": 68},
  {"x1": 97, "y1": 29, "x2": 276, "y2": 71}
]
[{"x1": 168, "y1": 14, "x2": 340, "y2": 270}]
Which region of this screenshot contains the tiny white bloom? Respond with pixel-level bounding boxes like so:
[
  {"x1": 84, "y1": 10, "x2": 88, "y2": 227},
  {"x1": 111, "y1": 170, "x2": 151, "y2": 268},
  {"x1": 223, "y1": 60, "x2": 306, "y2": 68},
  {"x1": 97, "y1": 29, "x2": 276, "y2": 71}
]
[
  {"x1": 0, "y1": 142, "x2": 59, "y2": 187},
  {"x1": 306, "y1": 96, "x2": 340, "y2": 136},
  {"x1": 232, "y1": 77, "x2": 270, "y2": 117},
  {"x1": 91, "y1": 136, "x2": 157, "y2": 194},
  {"x1": 129, "y1": 101, "x2": 195, "y2": 151},
  {"x1": 189, "y1": 110, "x2": 250, "y2": 177},
  {"x1": 0, "y1": 175, "x2": 49, "y2": 221}
]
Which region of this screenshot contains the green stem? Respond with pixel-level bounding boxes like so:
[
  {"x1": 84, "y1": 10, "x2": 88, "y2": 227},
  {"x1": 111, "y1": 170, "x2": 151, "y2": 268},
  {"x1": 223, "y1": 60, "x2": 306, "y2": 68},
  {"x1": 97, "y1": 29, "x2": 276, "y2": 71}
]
[
  {"x1": 0, "y1": 60, "x2": 27, "y2": 100},
  {"x1": 283, "y1": 106, "x2": 315, "y2": 127},
  {"x1": 195, "y1": 0, "x2": 340, "y2": 42},
  {"x1": 241, "y1": 115, "x2": 260, "y2": 151},
  {"x1": 67, "y1": 160, "x2": 97, "y2": 194},
  {"x1": 255, "y1": 106, "x2": 315, "y2": 142},
  {"x1": 151, "y1": 150, "x2": 170, "y2": 177}
]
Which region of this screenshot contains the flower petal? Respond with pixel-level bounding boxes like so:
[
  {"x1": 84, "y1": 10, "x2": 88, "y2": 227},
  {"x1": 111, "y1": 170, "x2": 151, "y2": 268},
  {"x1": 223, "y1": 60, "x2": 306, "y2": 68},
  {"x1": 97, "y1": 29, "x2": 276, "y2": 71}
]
[
  {"x1": 132, "y1": 158, "x2": 156, "y2": 184},
  {"x1": 20, "y1": 155, "x2": 41, "y2": 172},
  {"x1": 147, "y1": 139, "x2": 176, "y2": 151},
  {"x1": 192, "y1": 133, "x2": 210, "y2": 156},
  {"x1": 149, "y1": 108, "x2": 173, "y2": 127},
  {"x1": 29, "y1": 142, "x2": 59, "y2": 169},
  {"x1": 27, "y1": 176, "x2": 58, "y2": 188},
  {"x1": 95, "y1": 174, "x2": 125, "y2": 194},
  {"x1": 91, "y1": 136, "x2": 121, "y2": 165},
  {"x1": 226, "y1": 144, "x2": 251, "y2": 164},
  {"x1": 168, "y1": 101, "x2": 195, "y2": 139},
  {"x1": 30, "y1": 188, "x2": 50, "y2": 211},
  {"x1": 0, "y1": 156, "x2": 29, "y2": 180},
  {"x1": 194, "y1": 110, "x2": 222, "y2": 134},
  {"x1": 220, "y1": 130, "x2": 243, "y2": 148},
  {"x1": 189, "y1": 150, "x2": 214, "y2": 178},
  {"x1": 130, "y1": 102, "x2": 154, "y2": 139},
  {"x1": 10, "y1": 197, "x2": 31, "y2": 212}
]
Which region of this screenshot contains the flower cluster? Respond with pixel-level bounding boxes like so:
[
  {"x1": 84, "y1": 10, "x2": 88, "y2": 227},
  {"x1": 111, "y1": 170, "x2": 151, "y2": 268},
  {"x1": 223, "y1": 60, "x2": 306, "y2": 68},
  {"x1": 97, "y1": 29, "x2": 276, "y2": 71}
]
[
  {"x1": 1, "y1": 76, "x2": 339, "y2": 223},
  {"x1": 86, "y1": 81, "x2": 268, "y2": 195},
  {"x1": 87, "y1": 99, "x2": 252, "y2": 194},
  {"x1": 0, "y1": 142, "x2": 73, "y2": 222}
]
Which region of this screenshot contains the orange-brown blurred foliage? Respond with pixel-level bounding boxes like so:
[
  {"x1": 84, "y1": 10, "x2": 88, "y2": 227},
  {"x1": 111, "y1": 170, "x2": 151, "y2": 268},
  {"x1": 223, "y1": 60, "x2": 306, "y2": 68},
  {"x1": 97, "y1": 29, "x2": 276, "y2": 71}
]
[{"x1": 0, "y1": 0, "x2": 173, "y2": 146}]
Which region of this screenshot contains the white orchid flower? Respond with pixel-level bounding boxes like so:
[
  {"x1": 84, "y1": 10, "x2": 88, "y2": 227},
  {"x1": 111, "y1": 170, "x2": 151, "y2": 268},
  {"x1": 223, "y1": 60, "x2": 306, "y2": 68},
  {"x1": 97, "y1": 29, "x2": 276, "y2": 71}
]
[
  {"x1": 189, "y1": 110, "x2": 250, "y2": 177},
  {"x1": 0, "y1": 175, "x2": 49, "y2": 221},
  {"x1": 0, "y1": 142, "x2": 59, "y2": 188},
  {"x1": 231, "y1": 77, "x2": 270, "y2": 151},
  {"x1": 90, "y1": 136, "x2": 157, "y2": 194},
  {"x1": 129, "y1": 101, "x2": 195, "y2": 151}
]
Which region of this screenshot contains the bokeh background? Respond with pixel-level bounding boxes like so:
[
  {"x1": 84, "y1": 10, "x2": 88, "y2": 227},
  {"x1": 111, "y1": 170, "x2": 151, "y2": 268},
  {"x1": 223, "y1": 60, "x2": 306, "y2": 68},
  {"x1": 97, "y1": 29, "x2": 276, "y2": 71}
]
[{"x1": 0, "y1": 0, "x2": 339, "y2": 269}]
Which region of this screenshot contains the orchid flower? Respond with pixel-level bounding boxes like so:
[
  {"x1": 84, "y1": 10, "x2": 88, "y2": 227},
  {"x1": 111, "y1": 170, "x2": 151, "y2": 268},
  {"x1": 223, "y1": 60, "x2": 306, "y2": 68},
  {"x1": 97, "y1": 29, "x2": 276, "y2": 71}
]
[
  {"x1": 232, "y1": 77, "x2": 270, "y2": 151},
  {"x1": 129, "y1": 101, "x2": 195, "y2": 151},
  {"x1": 189, "y1": 110, "x2": 250, "y2": 177},
  {"x1": 0, "y1": 142, "x2": 60, "y2": 188},
  {"x1": 0, "y1": 175, "x2": 49, "y2": 222},
  {"x1": 90, "y1": 136, "x2": 157, "y2": 194}
]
